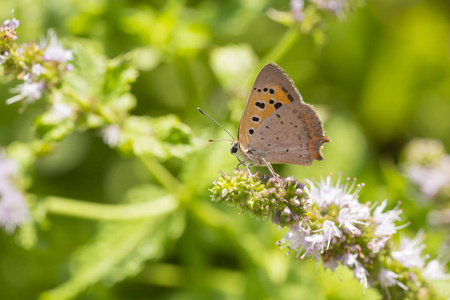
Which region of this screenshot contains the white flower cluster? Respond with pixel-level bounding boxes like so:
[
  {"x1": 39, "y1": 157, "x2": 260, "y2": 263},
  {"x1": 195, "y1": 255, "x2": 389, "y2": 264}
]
[
  {"x1": 278, "y1": 174, "x2": 448, "y2": 294},
  {"x1": 0, "y1": 154, "x2": 28, "y2": 233},
  {"x1": 404, "y1": 139, "x2": 450, "y2": 199},
  {"x1": 290, "y1": 0, "x2": 347, "y2": 20},
  {"x1": 3, "y1": 18, "x2": 74, "y2": 106}
]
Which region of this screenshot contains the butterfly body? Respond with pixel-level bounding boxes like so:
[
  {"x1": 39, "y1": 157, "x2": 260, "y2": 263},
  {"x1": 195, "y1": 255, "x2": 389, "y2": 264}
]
[{"x1": 231, "y1": 62, "x2": 329, "y2": 175}]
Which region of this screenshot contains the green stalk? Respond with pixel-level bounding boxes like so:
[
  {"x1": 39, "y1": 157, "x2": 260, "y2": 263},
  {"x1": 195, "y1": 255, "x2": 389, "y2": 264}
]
[
  {"x1": 139, "y1": 155, "x2": 190, "y2": 203},
  {"x1": 43, "y1": 195, "x2": 177, "y2": 220},
  {"x1": 261, "y1": 26, "x2": 300, "y2": 66}
]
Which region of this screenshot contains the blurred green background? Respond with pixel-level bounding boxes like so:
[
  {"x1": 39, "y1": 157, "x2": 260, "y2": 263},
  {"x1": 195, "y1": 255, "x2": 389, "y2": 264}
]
[{"x1": 0, "y1": 0, "x2": 449, "y2": 299}]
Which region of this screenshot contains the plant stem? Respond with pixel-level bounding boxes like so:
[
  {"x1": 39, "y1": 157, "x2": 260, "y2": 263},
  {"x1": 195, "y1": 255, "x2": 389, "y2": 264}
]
[
  {"x1": 139, "y1": 156, "x2": 190, "y2": 202},
  {"x1": 43, "y1": 195, "x2": 177, "y2": 220},
  {"x1": 261, "y1": 26, "x2": 300, "y2": 66}
]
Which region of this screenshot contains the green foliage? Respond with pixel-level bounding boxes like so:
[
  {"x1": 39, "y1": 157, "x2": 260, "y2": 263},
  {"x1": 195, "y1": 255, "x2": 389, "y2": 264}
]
[
  {"x1": 0, "y1": 0, "x2": 449, "y2": 299},
  {"x1": 119, "y1": 115, "x2": 193, "y2": 160}
]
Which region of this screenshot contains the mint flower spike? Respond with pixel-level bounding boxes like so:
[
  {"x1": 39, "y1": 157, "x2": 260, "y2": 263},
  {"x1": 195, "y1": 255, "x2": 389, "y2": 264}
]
[
  {"x1": 0, "y1": 152, "x2": 29, "y2": 233},
  {"x1": 210, "y1": 170, "x2": 309, "y2": 228},
  {"x1": 277, "y1": 174, "x2": 448, "y2": 298}
]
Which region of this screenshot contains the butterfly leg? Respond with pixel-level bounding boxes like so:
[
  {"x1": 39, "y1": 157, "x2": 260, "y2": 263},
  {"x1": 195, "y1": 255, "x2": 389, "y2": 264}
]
[
  {"x1": 262, "y1": 158, "x2": 279, "y2": 178},
  {"x1": 235, "y1": 160, "x2": 244, "y2": 171},
  {"x1": 241, "y1": 157, "x2": 252, "y2": 175}
]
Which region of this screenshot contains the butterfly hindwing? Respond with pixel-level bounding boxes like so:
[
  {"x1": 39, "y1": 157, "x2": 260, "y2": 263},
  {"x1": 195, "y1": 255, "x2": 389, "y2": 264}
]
[
  {"x1": 250, "y1": 101, "x2": 329, "y2": 165},
  {"x1": 238, "y1": 63, "x2": 302, "y2": 150}
]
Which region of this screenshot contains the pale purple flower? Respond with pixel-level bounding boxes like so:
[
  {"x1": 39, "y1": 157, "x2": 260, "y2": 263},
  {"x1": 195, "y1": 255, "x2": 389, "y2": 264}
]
[
  {"x1": 279, "y1": 223, "x2": 320, "y2": 259},
  {"x1": 423, "y1": 259, "x2": 450, "y2": 280},
  {"x1": 391, "y1": 232, "x2": 427, "y2": 268},
  {"x1": 103, "y1": 125, "x2": 121, "y2": 148},
  {"x1": 6, "y1": 81, "x2": 44, "y2": 105},
  {"x1": 367, "y1": 236, "x2": 389, "y2": 254},
  {"x1": 290, "y1": 0, "x2": 305, "y2": 22},
  {"x1": 3, "y1": 18, "x2": 20, "y2": 30},
  {"x1": 43, "y1": 45, "x2": 73, "y2": 63},
  {"x1": 338, "y1": 207, "x2": 367, "y2": 234},
  {"x1": 379, "y1": 268, "x2": 408, "y2": 292},
  {"x1": 0, "y1": 155, "x2": 28, "y2": 233},
  {"x1": 323, "y1": 258, "x2": 339, "y2": 272},
  {"x1": 310, "y1": 0, "x2": 346, "y2": 14},
  {"x1": 372, "y1": 200, "x2": 404, "y2": 236},
  {"x1": 353, "y1": 263, "x2": 369, "y2": 289},
  {"x1": 305, "y1": 175, "x2": 365, "y2": 209},
  {"x1": 303, "y1": 233, "x2": 324, "y2": 257},
  {"x1": 407, "y1": 157, "x2": 450, "y2": 198},
  {"x1": 0, "y1": 156, "x2": 18, "y2": 183},
  {"x1": 341, "y1": 253, "x2": 369, "y2": 289},
  {"x1": 316, "y1": 220, "x2": 340, "y2": 250},
  {"x1": 52, "y1": 103, "x2": 74, "y2": 120},
  {"x1": 341, "y1": 252, "x2": 358, "y2": 267},
  {"x1": 0, "y1": 188, "x2": 28, "y2": 233},
  {"x1": 31, "y1": 64, "x2": 45, "y2": 76}
]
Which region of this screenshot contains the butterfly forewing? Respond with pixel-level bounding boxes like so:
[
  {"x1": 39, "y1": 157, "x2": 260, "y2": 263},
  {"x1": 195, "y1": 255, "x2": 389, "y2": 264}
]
[
  {"x1": 238, "y1": 63, "x2": 302, "y2": 150},
  {"x1": 237, "y1": 62, "x2": 329, "y2": 167}
]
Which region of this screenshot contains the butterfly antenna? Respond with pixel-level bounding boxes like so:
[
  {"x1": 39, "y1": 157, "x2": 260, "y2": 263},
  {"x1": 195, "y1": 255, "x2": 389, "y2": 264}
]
[{"x1": 197, "y1": 107, "x2": 236, "y2": 141}]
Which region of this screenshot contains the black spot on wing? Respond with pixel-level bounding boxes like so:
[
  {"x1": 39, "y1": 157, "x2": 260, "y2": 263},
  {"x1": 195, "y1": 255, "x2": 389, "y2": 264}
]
[
  {"x1": 269, "y1": 99, "x2": 275, "y2": 105},
  {"x1": 274, "y1": 102, "x2": 283, "y2": 110},
  {"x1": 269, "y1": 88, "x2": 275, "y2": 94},
  {"x1": 249, "y1": 129, "x2": 254, "y2": 135},
  {"x1": 255, "y1": 101, "x2": 265, "y2": 109},
  {"x1": 252, "y1": 116, "x2": 260, "y2": 122},
  {"x1": 287, "y1": 94, "x2": 294, "y2": 102}
]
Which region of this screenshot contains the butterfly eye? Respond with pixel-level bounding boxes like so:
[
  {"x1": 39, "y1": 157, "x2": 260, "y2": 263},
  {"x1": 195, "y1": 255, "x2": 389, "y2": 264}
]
[{"x1": 230, "y1": 143, "x2": 238, "y2": 154}]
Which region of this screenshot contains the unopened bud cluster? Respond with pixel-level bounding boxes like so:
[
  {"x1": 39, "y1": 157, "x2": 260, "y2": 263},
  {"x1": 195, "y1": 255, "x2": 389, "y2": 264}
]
[{"x1": 210, "y1": 170, "x2": 309, "y2": 228}]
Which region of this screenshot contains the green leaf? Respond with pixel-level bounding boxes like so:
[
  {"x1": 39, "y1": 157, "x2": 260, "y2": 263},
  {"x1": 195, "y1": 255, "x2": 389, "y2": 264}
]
[{"x1": 39, "y1": 186, "x2": 185, "y2": 300}]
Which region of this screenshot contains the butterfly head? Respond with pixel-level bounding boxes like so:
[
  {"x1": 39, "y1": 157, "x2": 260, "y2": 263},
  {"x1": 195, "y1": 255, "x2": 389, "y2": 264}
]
[
  {"x1": 229, "y1": 140, "x2": 245, "y2": 161},
  {"x1": 230, "y1": 141, "x2": 239, "y2": 154}
]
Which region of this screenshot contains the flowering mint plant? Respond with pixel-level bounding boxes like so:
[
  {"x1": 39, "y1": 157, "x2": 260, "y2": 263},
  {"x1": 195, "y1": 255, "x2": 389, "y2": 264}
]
[
  {"x1": 210, "y1": 171, "x2": 448, "y2": 299},
  {"x1": 1, "y1": 13, "x2": 73, "y2": 107},
  {"x1": 0, "y1": 13, "x2": 194, "y2": 241}
]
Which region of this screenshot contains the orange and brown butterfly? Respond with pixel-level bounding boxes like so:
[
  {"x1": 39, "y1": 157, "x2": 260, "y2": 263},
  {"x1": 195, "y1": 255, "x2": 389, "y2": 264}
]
[{"x1": 199, "y1": 62, "x2": 329, "y2": 177}]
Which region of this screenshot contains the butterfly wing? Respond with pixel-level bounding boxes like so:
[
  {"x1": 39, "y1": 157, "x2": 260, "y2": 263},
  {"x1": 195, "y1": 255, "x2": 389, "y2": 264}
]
[
  {"x1": 238, "y1": 62, "x2": 302, "y2": 151},
  {"x1": 249, "y1": 101, "x2": 329, "y2": 165}
]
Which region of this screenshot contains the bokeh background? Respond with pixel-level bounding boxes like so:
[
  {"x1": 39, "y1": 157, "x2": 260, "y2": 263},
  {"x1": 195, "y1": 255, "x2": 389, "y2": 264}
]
[{"x1": 0, "y1": 0, "x2": 449, "y2": 299}]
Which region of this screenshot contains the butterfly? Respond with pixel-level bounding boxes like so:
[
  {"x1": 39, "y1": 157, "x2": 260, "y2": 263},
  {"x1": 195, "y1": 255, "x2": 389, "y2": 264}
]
[{"x1": 199, "y1": 62, "x2": 329, "y2": 177}]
